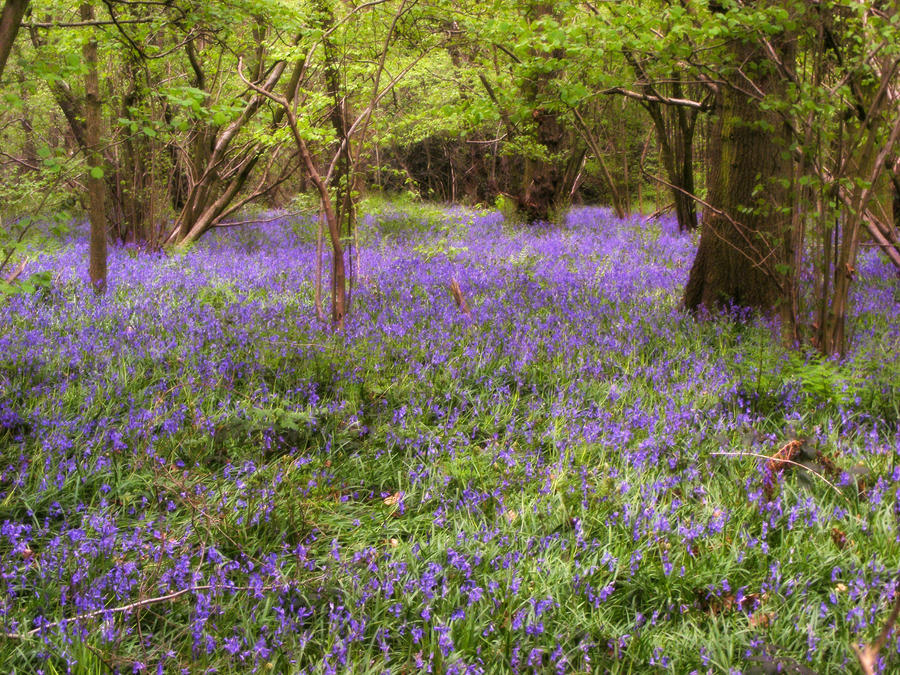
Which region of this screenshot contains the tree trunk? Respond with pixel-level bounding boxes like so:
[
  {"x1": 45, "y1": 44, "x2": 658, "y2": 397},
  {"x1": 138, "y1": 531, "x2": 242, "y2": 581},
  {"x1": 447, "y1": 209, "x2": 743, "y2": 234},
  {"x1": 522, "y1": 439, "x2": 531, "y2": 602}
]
[
  {"x1": 516, "y1": 2, "x2": 568, "y2": 223},
  {"x1": 321, "y1": 2, "x2": 356, "y2": 312},
  {"x1": 683, "y1": 29, "x2": 793, "y2": 319},
  {"x1": 671, "y1": 76, "x2": 699, "y2": 231},
  {"x1": 646, "y1": 97, "x2": 698, "y2": 232},
  {"x1": 167, "y1": 49, "x2": 301, "y2": 246},
  {"x1": 81, "y1": 3, "x2": 106, "y2": 294},
  {"x1": 890, "y1": 156, "x2": 899, "y2": 230},
  {"x1": 520, "y1": 107, "x2": 565, "y2": 222},
  {"x1": 821, "y1": 115, "x2": 900, "y2": 356},
  {"x1": 0, "y1": 0, "x2": 28, "y2": 84}
]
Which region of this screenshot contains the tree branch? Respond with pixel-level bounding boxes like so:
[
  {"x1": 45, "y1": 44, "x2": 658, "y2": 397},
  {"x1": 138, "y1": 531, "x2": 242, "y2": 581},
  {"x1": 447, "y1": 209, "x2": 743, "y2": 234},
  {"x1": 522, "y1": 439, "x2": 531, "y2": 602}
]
[
  {"x1": 600, "y1": 86, "x2": 707, "y2": 110},
  {"x1": 23, "y1": 17, "x2": 153, "y2": 28}
]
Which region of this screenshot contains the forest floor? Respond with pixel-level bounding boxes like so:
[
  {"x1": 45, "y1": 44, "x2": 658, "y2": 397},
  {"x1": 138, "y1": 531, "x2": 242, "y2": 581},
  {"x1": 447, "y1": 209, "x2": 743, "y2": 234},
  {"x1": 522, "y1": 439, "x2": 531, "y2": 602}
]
[{"x1": 1, "y1": 203, "x2": 899, "y2": 674}]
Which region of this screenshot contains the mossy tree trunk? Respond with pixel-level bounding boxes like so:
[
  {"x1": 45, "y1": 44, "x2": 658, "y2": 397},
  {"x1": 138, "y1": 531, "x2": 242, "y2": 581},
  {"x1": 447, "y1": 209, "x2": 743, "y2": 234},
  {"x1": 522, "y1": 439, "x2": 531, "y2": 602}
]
[
  {"x1": 683, "y1": 21, "x2": 795, "y2": 330},
  {"x1": 516, "y1": 2, "x2": 568, "y2": 224}
]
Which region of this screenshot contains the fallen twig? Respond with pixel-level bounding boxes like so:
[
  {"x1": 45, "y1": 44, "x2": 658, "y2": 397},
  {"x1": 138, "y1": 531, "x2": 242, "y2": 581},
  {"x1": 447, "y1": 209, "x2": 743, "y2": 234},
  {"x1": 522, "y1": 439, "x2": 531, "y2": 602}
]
[
  {"x1": 643, "y1": 202, "x2": 674, "y2": 223},
  {"x1": 448, "y1": 277, "x2": 470, "y2": 314},
  {"x1": 1, "y1": 583, "x2": 284, "y2": 640}
]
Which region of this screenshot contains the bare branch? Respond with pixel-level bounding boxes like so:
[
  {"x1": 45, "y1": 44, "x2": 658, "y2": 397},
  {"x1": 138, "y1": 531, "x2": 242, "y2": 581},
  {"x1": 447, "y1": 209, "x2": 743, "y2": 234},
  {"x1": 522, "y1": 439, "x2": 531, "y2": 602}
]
[
  {"x1": 2, "y1": 584, "x2": 287, "y2": 641},
  {"x1": 600, "y1": 86, "x2": 707, "y2": 110},
  {"x1": 23, "y1": 17, "x2": 153, "y2": 28}
]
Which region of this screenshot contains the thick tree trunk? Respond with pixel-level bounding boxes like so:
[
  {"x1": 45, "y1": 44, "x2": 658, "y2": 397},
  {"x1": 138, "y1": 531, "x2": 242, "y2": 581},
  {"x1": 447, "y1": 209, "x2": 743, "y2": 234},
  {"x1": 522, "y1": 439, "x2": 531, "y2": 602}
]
[
  {"x1": 683, "y1": 31, "x2": 793, "y2": 319},
  {"x1": 81, "y1": 3, "x2": 107, "y2": 294},
  {"x1": 515, "y1": 2, "x2": 571, "y2": 223},
  {"x1": 520, "y1": 108, "x2": 565, "y2": 223},
  {"x1": 0, "y1": 0, "x2": 28, "y2": 84}
]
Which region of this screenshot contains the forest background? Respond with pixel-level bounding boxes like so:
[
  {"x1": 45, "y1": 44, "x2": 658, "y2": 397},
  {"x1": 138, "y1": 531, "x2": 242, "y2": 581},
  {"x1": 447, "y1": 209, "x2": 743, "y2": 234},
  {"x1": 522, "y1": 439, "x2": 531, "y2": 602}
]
[{"x1": 1, "y1": 0, "x2": 898, "y2": 350}]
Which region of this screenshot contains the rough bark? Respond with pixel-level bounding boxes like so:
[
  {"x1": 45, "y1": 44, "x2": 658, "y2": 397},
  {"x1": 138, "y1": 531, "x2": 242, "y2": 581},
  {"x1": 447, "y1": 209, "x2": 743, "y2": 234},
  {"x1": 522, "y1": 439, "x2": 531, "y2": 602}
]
[
  {"x1": 519, "y1": 107, "x2": 565, "y2": 223},
  {"x1": 683, "y1": 27, "x2": 793, "y2": 318}
]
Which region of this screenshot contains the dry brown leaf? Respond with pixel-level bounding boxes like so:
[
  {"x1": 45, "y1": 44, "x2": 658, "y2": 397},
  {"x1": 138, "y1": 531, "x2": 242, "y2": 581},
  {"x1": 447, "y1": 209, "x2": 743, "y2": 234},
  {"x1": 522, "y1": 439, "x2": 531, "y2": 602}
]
[
  {"x1": 816, "y1": 450, "x2": 839, "y2": 476},
  {"x1": 721, "y1": 594, "x2": 736, "y2": 612},
  {"x1": 766, "y1": 439, "x2": 803, "y2": 474},
  {"x1": 749, "y1": 612, "x2": 773, "y2": 628},
  {"x1": 831, "y1": 527, "x2": 847, "y2": 550},
  {"x1": 763, "y1": 439, "x2": 804, "y2": 500}
]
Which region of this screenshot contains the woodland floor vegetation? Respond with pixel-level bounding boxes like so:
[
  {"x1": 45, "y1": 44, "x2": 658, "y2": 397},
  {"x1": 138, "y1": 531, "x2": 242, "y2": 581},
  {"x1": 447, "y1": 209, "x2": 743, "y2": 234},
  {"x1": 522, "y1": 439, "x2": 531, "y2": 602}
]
[{"x1": 1, "y1": 204, "x2": 899, "y2": 673}]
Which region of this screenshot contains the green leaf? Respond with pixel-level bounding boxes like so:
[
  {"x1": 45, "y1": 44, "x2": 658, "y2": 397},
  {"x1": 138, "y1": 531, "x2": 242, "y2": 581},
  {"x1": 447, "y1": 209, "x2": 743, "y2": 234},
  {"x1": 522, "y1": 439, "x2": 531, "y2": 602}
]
[{"x1": 90, "y1": 166, "x2": 104, "y2": 179}]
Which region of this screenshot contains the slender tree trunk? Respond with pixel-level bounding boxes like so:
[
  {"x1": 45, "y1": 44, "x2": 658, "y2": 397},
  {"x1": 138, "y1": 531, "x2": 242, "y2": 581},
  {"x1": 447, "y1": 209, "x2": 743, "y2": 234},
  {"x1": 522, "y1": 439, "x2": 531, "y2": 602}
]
[
  {"x1": 82, "y1": 3, "x2": 107, "y2": 294},
  {"x1": 321, "y1": 4, "x2": 355, "y2": 314},
  {"x1": 167, "y1": 48, "x2": 301, "y2": 246},
  {"x1": 571, "y1": 107, "x2": 625, "y2": 219},
  {"x1": 626, "y1": 53, "x2": 700, "y2": 231},
  {"x1": 822, "y1": 115, "x2": 900, "y2": 355},
  {"x1": 0, "y1": 0, "x2": 28, "y2": 84},
  {"x1": 315, "y1": 204, "x2": 325, "y2": 321},
  {"x1": 672, "y1": 77, "x2": 699, "y2": 231},
  {"x1": 890, "y1": 157, "x2": 900, "y2": 230},
  {"x1": 646, "y1": 101, "x2": 698, "y2": 232},
  {"x1": 620, "y1": 107, "x2": 630, "y2": 213}
]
